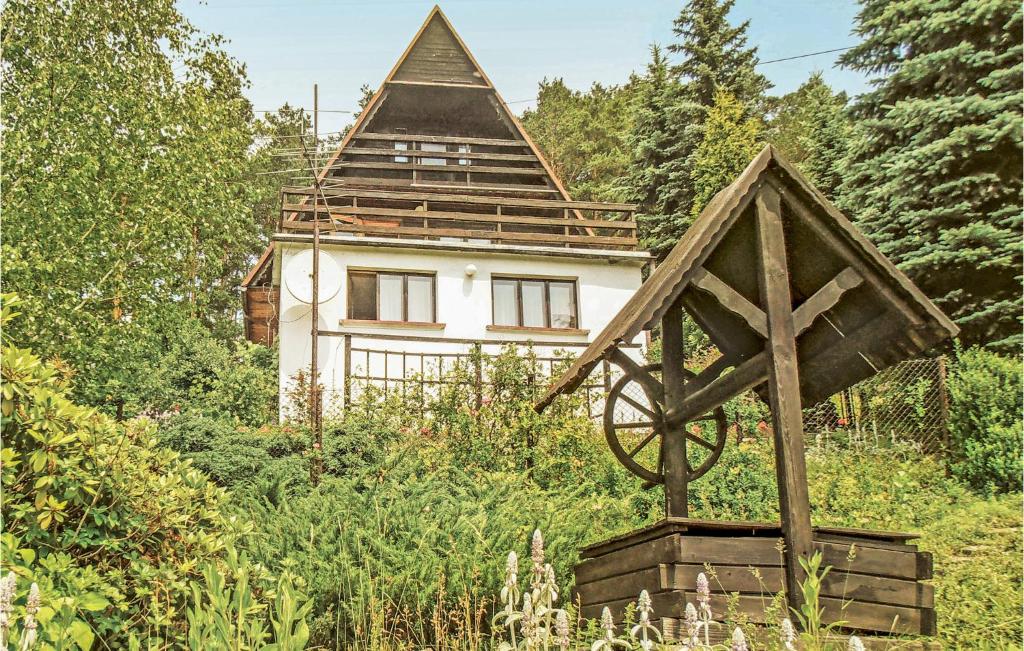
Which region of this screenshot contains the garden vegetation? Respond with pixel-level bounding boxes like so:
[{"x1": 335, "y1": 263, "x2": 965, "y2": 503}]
[{"x1": 1, "y1": 0, "x2": 1021, "y2": 649}]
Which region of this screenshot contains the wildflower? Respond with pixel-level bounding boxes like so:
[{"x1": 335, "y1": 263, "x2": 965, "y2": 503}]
[
  {"x1": 531, "y1": 529, "x2": 544, "y2": 567},
  {"x1": 555, "y1": 609, "x2": 570, "y2": 649},
  {"x1": 543, "y1": 563, "x2": 559, "y2": 603},
  {"x1": 19, "y1": 584, "x2": 39, "y2": 651},
  {"x1": 730, "y1": 626, "x2": 748, "y2": 651},
  {"x1": 695, "y1": 573, "x2": 709, "y2": 601},
  {"x1": 521, "y1": 592, "x2": 538, "y2": 643},
  {"x1": 0, "y1": 572, "x2": 15, "y2": 647},
  {"x1": 600, "y1": 607, "x2": 615, "y2": 639},
  {"x1": 684, "y1": 602, "x2": 699, "y2": 645},
  {"x1": 530, "y1": 529, "x2": 545, "y2": 590},
  {"x1": 501, "y1": 551, "x2": 519, "y2": 605},
  {"x1": 848, "y1": 636, "x2": 866, "y2": 651},
  {"x1": 837, "y1": 417, "x2": 849, "y2": 427},
  {"x1": 780, "y1": 617, "x2": 796, "y2": 650},
  {"x1": 637, "y1": 589, "x2": 652, "y2": 624}
]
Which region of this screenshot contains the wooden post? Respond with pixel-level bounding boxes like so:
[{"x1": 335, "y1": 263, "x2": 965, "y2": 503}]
[
  {"x1": 473, "y1": 342, "x2": 483, "y2": 411},
  {"x1": 343, "y1": 334, "x2": 352, "y2": 408},
  {"x1": 754, "y1": 186, "x2": 814, "y2": 616},
  {"x1": 660, "y1": 296, "x2": 688, "y2": 518}
]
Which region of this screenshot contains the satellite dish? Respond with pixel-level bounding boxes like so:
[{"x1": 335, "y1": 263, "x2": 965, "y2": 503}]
[{"x1": 284, "y1": 249, "x2": 341, "y2": 304}]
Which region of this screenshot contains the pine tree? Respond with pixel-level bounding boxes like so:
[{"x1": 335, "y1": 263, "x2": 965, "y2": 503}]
[
  {"x1": 669, "y1": 0, "x2": 771, "y2": 111},
  {"x1": 768, "y1": 72, "x2": 851, "y2": 201},
  {"x1": 629, "y1": 46, "x2": 694, "y2": 254},
  {"x1": 629, "y1": 0, "x2": 770, "y2": 257},
  {"x1": 839, "y1": 0, "x2": 1022, "y2": 350},
  {"x1": 689, "y1": 89, "x2": 763, "y2": 217}
]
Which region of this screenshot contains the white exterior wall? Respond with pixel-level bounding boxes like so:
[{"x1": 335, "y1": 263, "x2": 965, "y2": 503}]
[{"x1": 275, "y1": 238, "x2": 648, "y2": 415}]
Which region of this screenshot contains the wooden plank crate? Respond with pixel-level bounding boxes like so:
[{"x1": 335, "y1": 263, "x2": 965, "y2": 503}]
[{"x1": 574, "y1": 518, "x2": 935, "y2": 637}]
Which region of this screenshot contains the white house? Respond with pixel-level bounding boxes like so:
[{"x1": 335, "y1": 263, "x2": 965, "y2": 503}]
[{"x1": 241, "y1": 7, "x2": 651, "y2": 415}]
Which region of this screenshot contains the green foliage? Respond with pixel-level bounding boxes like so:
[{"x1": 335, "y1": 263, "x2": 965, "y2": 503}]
[
  {"x1": 918, "y1": 495, "x2": 1022, "y2": 650},
  {"x1": 628, "y1": 0, "x2": 770, "y2": 257},
  {"x1": 185, "y1": 547, "x2": 312, "y2": 651},
  {"x1": 767, "y1": 72, "x2": 851, "y2": 201},
  {"x1": 234, "y1": 445, "x2": 642, "y2": 648},
  {"x1": 1, "y1": 0, "x2": 266, "y2": 410},
  {"x1": 838, "y1": 0, "x2": 1023, "y2": 350},
  {"x1": 946, "y1": 346, "x2": 1023, "y2": 494},
  {"x1": 521, "y1": 78, "x2": 640, "y2": 202},
  {"x1": 688, "y1": 89, "x2": 763, "y2": 217},
  {"x1": 0, "y1": 297, "x2": 243, "y2": 646},
  {"x1": 148, "y1": 321, "x2": 278, "y2": 426}
]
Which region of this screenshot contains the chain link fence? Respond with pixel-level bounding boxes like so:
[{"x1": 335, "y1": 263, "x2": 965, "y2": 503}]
[{"x1": 802, "y1": 356, "x2": 950, "y2": 452}]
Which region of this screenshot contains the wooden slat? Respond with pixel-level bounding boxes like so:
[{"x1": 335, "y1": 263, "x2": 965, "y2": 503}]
[
  {"x1": 284, "y1": 220, "x2": 637, "y2": 247},
  {"x1": 331, "y1": 160, "x2": 548, "y2": 176},
  {"x1": 691, "y1": 267, "x2": 767, "y2": 338},
  {"x1": 792, "y1": 266, "x2": 864, "y2": 334},
  {"x1": 354, "y1": 131, "x2": 527, "y2": 147},
  {"x1": 319, "y1": 176, "x2": 562, "y2": 195},
  {"x1": 584, "y1": 592, "x2": 928, "y2": 636},
  {"x1": 281, "y1": 204, "x2": 636, "y2": 230},
  {"x1": 281, "y1": 186, "x2": 637, "y2": 212},
  {"x1": 343, "y1": 146, "x2": 539, "y2": 162}
]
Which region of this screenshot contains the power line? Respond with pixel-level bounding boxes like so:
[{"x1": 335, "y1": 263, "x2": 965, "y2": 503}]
[
  {"x1": 757, "y1": 46, "x2": 856, "y2": 66},
  {"x1": 247, "y1": 45, "x2": 856, "y2": 119}
]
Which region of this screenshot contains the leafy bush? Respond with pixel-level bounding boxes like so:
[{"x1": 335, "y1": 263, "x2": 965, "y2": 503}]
[
  {"x1": 0, "y1": 299, "x2": 241, "y2": 646},
  {"x1": 946, "y1": 346, "x2": 1022, "y2": 494},
  {"x1": 147, "y1": 320, "x2": 278, "y2": 426},
  {"x1": 0, "y1": 296, "x2": 308, "y2": 648}
]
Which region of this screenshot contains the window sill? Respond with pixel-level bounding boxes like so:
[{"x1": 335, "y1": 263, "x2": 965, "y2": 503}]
[
  {"x1": 486, "y1": 325, "x2": 589, "y2": 336},
  {"x1": 340, "y1": 319, "x2": 445, "y2": 331}
]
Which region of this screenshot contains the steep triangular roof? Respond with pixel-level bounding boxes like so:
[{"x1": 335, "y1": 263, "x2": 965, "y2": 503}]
[
  {"x1": 389, "y1": 8, "x2": 489, "y2": 87},
  {"x1": 309, "y1": 5, "x2": 578, "y2": 203},
  {"x1": 537, "y1": 145, "x2": 959, "y2": 410}
]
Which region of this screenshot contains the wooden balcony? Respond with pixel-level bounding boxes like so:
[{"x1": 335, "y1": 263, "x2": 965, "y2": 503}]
[
  {"x1": 278, "y1": 186, "x2": 639, "y2": 251},
  {"x1": 322, "y1": 131, "x2": 562, "y2": 196}
]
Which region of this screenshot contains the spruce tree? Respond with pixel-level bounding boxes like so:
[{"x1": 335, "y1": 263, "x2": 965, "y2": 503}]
[
  {"x1": 629, "y1": 0, "x2": 769, "y2": 257},
  {"x1": 689, "y1": 89, "x2": 763, "y2": 217},
  {"x1": 669, "y1": 0, "x2": 770, "y2": 111},
  {"x1": 768, "y1": 72, "x2": 851, "y2": 201},
  {"x1": 839, "y1": 0, "x2": 1022, "y2": 350},
  {"x1": 629, "y1": 46, "x2": 695, "y2": 255}
]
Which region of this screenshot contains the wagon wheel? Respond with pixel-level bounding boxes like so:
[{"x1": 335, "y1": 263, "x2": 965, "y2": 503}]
[{"x1": 603, "y1": 363, "x2": 728, "y2": 486}]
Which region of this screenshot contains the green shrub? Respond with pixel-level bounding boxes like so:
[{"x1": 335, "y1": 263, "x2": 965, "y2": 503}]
[
  {"x1": 0, "y1": 299, "x2": 243, "y2": 646},
  {"x1": 947, "y1": 347, "x2": 1023, "y2": 494},
  {"x1": 234, "y1": 440, "x2": 644, "y2": 649},
  {"x1": 147, "y1": 320, "x2": 278, "y2": 426}
]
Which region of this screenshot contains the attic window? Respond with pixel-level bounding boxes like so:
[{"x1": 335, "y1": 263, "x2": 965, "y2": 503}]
[
  {"x1": 394, "y1": 141, "x2": 409, "y2": 163},
  {"x1": 419, "y1": 142, "x2": 447, "y2": 166}
]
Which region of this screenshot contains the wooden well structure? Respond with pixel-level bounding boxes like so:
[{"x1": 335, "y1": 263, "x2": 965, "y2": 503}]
[{"x1": 535, "y1": 145, "x2": 958, "y2": 637}]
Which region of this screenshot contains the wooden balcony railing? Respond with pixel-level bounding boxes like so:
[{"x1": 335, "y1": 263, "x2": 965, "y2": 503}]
[{"x1": 278, "y1": 186, "x2": 639, "y2": 251}]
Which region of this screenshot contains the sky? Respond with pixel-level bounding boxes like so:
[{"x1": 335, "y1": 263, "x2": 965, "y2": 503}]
[{"x1": 179, "y1": 0, "x2": 873, "y2": 134}]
